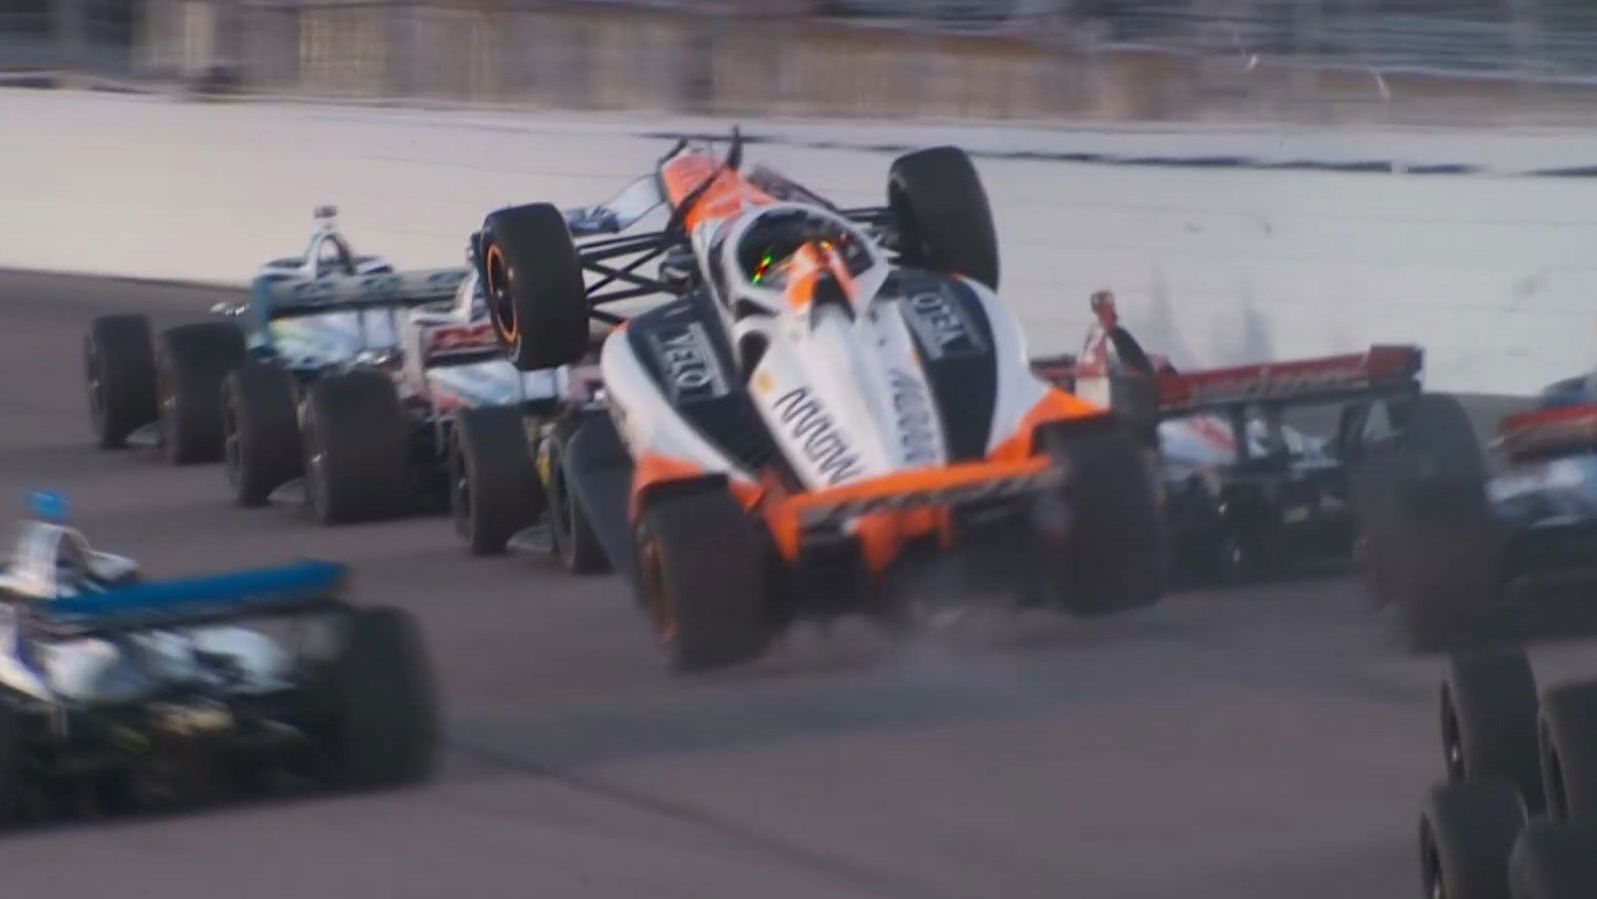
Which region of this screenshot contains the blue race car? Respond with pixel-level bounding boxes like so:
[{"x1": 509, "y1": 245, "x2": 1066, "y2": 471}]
[{"x1": 0, "y1": 492, "x2": 437, "y2": 823}]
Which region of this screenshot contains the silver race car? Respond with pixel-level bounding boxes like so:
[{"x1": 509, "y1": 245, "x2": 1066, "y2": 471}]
[{"x1": 0, "y1": 492, "x2": 436, "y2": 823}]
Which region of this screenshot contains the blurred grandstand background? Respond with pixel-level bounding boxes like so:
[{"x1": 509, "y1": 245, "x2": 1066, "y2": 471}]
[{"x1": 4, "y1": 0, "x2": 1597, "y2": 125}]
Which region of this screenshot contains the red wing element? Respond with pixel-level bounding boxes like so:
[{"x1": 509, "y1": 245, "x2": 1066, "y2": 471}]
[
  {"x1": 1157, "y1": 345, "x2": 1423, "y2": 412},
  {"x1": 422, "y1": 322, "x2": 500, "y2": 362},
  {"x1": 1498, "y1": 403, "x2": 1597, "y2": 461}
]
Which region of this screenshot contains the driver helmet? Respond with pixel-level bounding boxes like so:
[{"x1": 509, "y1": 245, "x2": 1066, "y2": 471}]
[
  {"x1": 1090, "y1": 289, "x2": 1118, "y2": 327},
  {"x1": 727, "y1": 206, "x2": 879, "y2": 314}
]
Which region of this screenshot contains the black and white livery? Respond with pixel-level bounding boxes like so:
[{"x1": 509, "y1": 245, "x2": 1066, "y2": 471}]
[{"x1": 0, "y1": 492, "x2": 436, "y2": 824}]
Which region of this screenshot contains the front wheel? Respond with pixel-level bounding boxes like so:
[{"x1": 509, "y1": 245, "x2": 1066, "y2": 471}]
[
  {"x1": 301, "y1": 370, "x2": 409, "y2": 525},
  {"x1": 154, "y1": 322, "x2": 248, "y2": 464},
  {"x1": 1418, "y1": 780, "x2": 1525, "y2": 899},
  {"x1": 450, "y1": 405, "x2": 542, "y2": 556},
  {"x1": 222, "y1": 361, "x2": 303, "y2": 507},
  {"x1": 478, "y1": 203, "x2": 589, "y2": 371},
  {"x1": 548, "y1": 435, "x2": 611, "y2": 575},
  {"x1": 1035, "y1": 416, "x2": 1167, "y2": 617},
  {"x1": 635, "y1": 482, "x2": 772, "y2": 673}
]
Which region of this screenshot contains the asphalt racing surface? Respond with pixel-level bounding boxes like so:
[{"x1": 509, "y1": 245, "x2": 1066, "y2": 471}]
[{"x1": 4, "y1": 269, "x2": 1595, "y2": 899}]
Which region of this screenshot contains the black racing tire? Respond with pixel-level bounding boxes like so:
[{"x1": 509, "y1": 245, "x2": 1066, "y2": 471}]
[
  {"x1": 1419, "y1": 780, "x2": 1526, "y2": 899},
  {"x1": 548, "y1": 434, "x2": 611, "y2": 575},
  {"x1": 85, "y1": 314, "x2": 157, "y2": 449},
  {"x1": 635, "y1": 481, "x2": 772, "y2": 673},
  {"x1": 1538, "y1": 678, "x2": 1597, "y2": 824},
  {"x1": 1443, "y1": 648, "x2": 1544, "y2": 813},
  {"x1": 221, "y1": 361, "x2": 303, "y2": 507},
  {"x1": 450, "y1": 404, "x2": 542, "y2": 556},
  {"x1": 1364, "y1": 394, "x2": 1502, "y2": 652},
  {"x1": 0, "y1": 701, "x2": 21, "y2": 825},
  {"x1": 479, "y1": 203, "x2": 589, "y2": 371},
  {"x1": 1036, "y1": 415, "x2": 1167, "y2": 617},
  {"x1": 154, "y1": 321, "x2": 248, "y2": 464},
  {"x1": 1508, "y1": 818, "x2": 1597, "y2": 899},
  {"x1": 322, "y1": 606, "x2": 439, "y2": 790},
  {"x1": 887, "y1": 146, "x2": 1000, "y2": 291},
  {"x1": 300, "y1": 369, "x2": 409, "y2": 525}
]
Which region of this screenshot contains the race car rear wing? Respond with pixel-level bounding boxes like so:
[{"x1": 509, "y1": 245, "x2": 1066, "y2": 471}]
[
  {"x1": 29, "y1": 560, "x2": 348, "y2": 640},
  {"x1": 1155, "y1": 345, "x2": 1425, "y2": 417},
  {"x1": 1494, "y1": 403, "x2": 1597, "y2": 463},
  {"x1": 1033, "y1": 345, "x2": 1424, "y2": 417},
  {"x1": 252, "y1": 268, "x2": 470, "y2": 321}
]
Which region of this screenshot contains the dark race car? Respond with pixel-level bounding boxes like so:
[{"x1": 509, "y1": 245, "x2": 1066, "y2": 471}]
[
  {"x1": 1346, "y1": 370, "x2": 1597, "y2": 652},
  {"x1": 1032, "y1": 331, "x2": 1425, "y2": 587},
  {"x1": 0, "y1": 492, "x2": 436, "y2": 824}
]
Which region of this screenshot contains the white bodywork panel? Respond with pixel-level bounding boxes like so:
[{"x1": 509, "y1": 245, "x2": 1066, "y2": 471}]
[{"x1": 0, "y1": 522, "x2": 293, "y2": 706}]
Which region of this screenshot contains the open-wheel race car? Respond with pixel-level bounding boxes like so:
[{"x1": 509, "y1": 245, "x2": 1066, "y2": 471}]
[
  {"x1": 83, "y1": 207, "x2": 560, "y2": 525},
  {"x1": 1343, "y1": 367, "x2": 1597, "y2": 652},
  {"x1": 83, "y1": 206, "x2": 396, "y2": 465},
  {"x1": 1032, "y1": 324, "x2": 1426, "y2": 587},
  {"x1": 449, "y1": 130, "x2": 1169, "y2": 673},
  {"x1": 0, "y1": 492, "x2": 437, "y2": 825}
]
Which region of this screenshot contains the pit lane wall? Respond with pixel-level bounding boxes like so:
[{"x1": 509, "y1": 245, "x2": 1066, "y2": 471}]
[{"x1": 4, "y1": 87, "x2": 1597, "y2": 398}]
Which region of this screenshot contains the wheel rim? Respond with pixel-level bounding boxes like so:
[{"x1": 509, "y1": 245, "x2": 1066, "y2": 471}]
[
  {"x1": 1441, "y1": 690, "x2": 1465, "y2": 781},
  {"x1": 550, "y1": 469, "x2": 572, "y2": 564},
  {"x1": 450, "y1": 442, "x2": 472, "y2": 540},
  {"x1": 222, "y1": 394, "x2": 242, "y2": 490},
  {"x1": 156, "y1": 364, "x2": 175, "y2": 452},
  {"x1": 483, "y1": 243, "x2": 518, "y2": 345},
  {"x1": 303, "y1": 416, "x2": 329, "y2": 519},
  {"x1": 1546, "y1": 738, "x2": 1567, "y2": 821},
  {"x1": 638, "y1": 534, "x2": 676, "y2": 646},
  {"x1": 1420, "y1": 826, "x2": 1446, "y2": 899},
  {"x1": 85, "y1": 337, "x2": 105, "y2": 434}
]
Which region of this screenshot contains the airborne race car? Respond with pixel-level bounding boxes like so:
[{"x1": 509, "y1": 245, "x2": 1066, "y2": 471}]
[
  {"x1": 0, "y1": 493, "x2": 436, "y2": 824},
  {"x1": 450, "y1": 133, "x2": 1168, "y2": 673},
  {"x1": 1031, "y1": 331, "x2": 1426, "y2": 586}
]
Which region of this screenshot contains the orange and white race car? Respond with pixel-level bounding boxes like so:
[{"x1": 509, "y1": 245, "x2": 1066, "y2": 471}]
[{"x1": 453, "y1": 131, "x2": 1166, "y2": 673}]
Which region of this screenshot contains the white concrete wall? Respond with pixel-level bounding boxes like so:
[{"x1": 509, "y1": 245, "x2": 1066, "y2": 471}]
[{"x1": 5, "y1": 88, "x2": 1597, "y2": 396}]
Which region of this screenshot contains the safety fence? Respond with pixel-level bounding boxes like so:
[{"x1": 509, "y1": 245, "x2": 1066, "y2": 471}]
[{"x1": 6, "y1": 0, "x2": 1597, "y2": 126}]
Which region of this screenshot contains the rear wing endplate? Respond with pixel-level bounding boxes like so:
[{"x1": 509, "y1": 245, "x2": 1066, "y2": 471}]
[
  {"x1": 253, "y1": 268, "x2": 469, "y2": 320},
  {"x1": 31, "y1": 560, "x2": 347, "y2": 639}
]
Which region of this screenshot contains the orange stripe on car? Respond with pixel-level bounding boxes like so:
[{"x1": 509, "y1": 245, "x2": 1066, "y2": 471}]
[
  {"x1": 659, "y1": 153, "x2": 775, "y2": 233},
  {"x1": 987, "y1": 388, "x2": 1103, "y2": 462},
  {"x1": 629, "y1": 452, "x2": 762, "y2": 523}
]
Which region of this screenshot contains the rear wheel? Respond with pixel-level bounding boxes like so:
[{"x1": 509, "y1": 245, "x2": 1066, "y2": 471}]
[
  {"x1": 1035, "y1": 416, "x2": 1167, "y2": 617},
  {"x1": 887, "y1": 146, "x2": 999, "y2": 291},
  {"x1": 221, "y1": 361, "x2": 303, "y2": 507},
  {"x1": 155, "y1": 322, "x2": 248, "y2": 464},
  {"x1": 479, "y1": 203, "x2": 589, "y2": 371},
  {"x1": 1538, "y1": 678, "x2": 1597, "y2": 824},
  {"x1": 301, "y1": 370, "x2": 409, "y2": 525},
  {"x1": 635, "y1": 482, "x2": 771, "y2": 673},
  {"x1": 1418, "y1": 780, "x2": 1525, "y2": 899},
  {"x1": 1358, "y1": 394, "x2": 1501, "y2": 651},
  {"x1": 451, "y1": 405, "x2": 542, "y2": 556},
  {"x1": 85, "y1": 314, "x2": 157, "y2": 449},
  {"x1": 1442, "y1": 648, "x2": 1544, "y2": 813},
  {"x1": 321, "y1": 607, "x2": 438, "y2": 790},
  {"x1": 548, "y1": 435, "x2": 611, "y2": 574}
]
